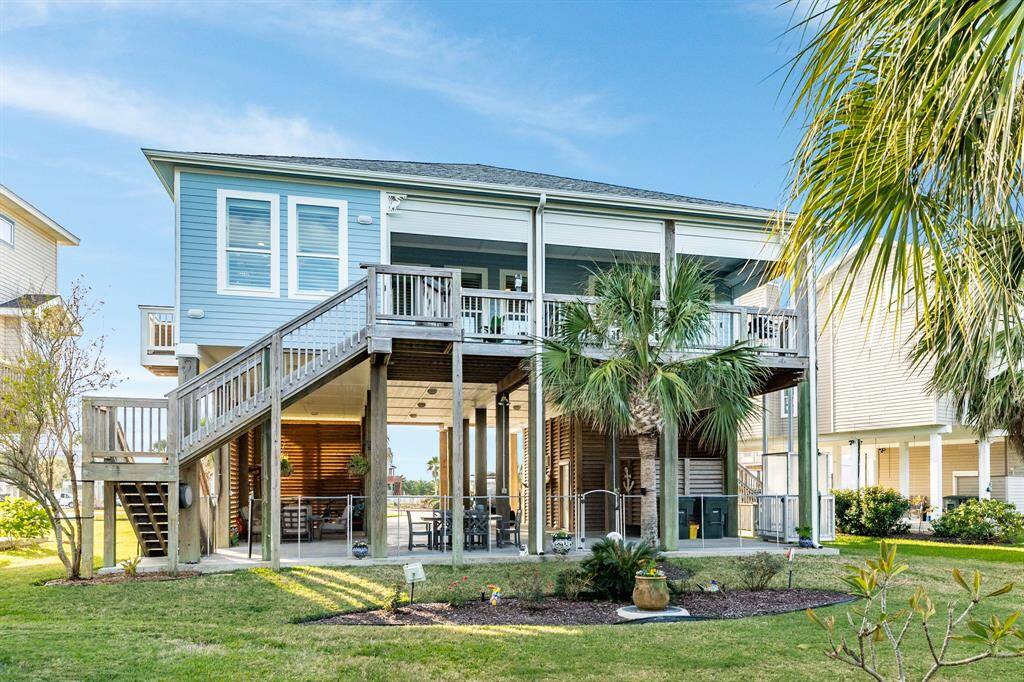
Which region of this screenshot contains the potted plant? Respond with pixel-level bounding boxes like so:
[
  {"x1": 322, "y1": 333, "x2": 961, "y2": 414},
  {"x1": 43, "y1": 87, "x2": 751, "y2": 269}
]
[
  {"x1": 795, "y1": 525, "x2": 814, "y2": 548},
  {"x1": 632, "y1": 561, "x2": 669, "y2": 611},
  {"x1": 351, "y1": 540, "x2": 369, "y2": 559},
  {"x1": 550, "y1": 529, "x2": 574, "y2": 555}
]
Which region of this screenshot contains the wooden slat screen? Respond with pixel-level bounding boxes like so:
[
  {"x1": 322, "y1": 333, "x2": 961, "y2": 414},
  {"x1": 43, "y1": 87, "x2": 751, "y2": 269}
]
[{"x1": 280, "y1": 421, "x2": 364, "y2": 514}]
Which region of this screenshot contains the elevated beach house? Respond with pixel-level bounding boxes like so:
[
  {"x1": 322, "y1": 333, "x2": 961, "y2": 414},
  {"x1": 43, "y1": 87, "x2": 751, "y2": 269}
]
[{"x1": 80, "y1": 151, "x2": 829, "y2": 574}]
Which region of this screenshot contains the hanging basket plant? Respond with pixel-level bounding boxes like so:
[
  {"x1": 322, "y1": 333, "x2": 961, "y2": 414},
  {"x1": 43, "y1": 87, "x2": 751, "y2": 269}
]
[
  {"x1": 281, "y1": 457, "x2": 294, "y2": 478},
  {"x1": 348, "y1": 454, "x2": 370, "y2": 477}
]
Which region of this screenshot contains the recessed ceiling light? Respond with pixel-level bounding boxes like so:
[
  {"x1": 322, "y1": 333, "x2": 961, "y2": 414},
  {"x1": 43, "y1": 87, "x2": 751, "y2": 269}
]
[
  {"x1": 417, "y1": 402, "x2": 426, "y2": 408},
  {"x1": 426, "y1": 387, "x2": 438, "y2": 395},
  {"x1": 512, "y1": 404, "x2": 521, "y2": 410},
  {"x1": 409, "y1": 413, "x2": 418, "y2": 418}
]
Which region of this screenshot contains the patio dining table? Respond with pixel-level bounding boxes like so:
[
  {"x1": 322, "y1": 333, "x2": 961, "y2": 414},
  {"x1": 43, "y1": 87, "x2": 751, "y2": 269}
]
[{"x1": 428, "y1": 510, "x2": 502, "y2": 550}]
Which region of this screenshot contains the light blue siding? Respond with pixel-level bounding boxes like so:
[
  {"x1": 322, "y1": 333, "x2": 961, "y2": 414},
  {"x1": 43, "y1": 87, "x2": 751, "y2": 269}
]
[{"x1": 178, "y1": 171, "x2": 380, "y2": 347}]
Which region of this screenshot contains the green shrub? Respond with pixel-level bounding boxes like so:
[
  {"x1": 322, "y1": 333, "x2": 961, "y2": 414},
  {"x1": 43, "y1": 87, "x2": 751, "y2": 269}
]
[
  {"x1": 119, "y1": 556, "x2": 142, "y2": 578},
  {"x1": 0, "y1": 497, "x2": 49, "y2": 543},
  {"x1": 931, "y1": 499, "x2": 1024, "y2": 544},
  {"x1": 832, "y1": 486, "x2": 910, "y2": 536},
  {"x1": 736, "y1": 551, "x2": 785, "y2": 590},
  {"x1": 579, "y1": 538, "x2": 660, "y2": 600},
  {"x1": 506, "y1": 565, "x2": 549, "y2": 604},
  {"x1": 554, "y1": 566, "x2": 593, "y2": 601}
]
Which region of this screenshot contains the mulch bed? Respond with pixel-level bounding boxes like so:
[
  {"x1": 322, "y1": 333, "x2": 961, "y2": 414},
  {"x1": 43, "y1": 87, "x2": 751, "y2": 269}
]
[
  {"x1": 306, "y1": 589, "x2": 852, "y2": 626},
  {"x1": 677, "y1": 589, "x2": 851, "y2": 619},
  {"x1": 309, "y1": 598, "x2": 626, "y2": 626},
  {"x1": 45, "y1": 571, "x2": 199, "y2": 586}
]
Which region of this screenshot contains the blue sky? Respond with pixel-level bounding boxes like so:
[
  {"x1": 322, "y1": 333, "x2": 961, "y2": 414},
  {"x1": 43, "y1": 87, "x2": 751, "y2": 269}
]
[{"x1": 0, "y1": 0, "x2": 806, "y2": 479}]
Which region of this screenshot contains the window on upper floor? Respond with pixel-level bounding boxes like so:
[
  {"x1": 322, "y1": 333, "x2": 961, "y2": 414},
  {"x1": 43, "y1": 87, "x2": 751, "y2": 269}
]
[
  {"x1": 217, "y1": 189, "x2": 280, "y2": 297},
  {"x1": 288, "y1": 197, "x2": 348, "y2": 299},
  {"x1": 0, "y1": 214, "x2": 13, "y2": 247}
]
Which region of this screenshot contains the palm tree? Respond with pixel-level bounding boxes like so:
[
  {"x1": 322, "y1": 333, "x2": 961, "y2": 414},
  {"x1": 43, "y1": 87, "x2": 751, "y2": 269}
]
[
  {"x1": 535, "y1": 262, "x2": 766, "y2": 547},
  {"x1": 426, "y1": 456, "x2": 440, "y2": 488},
  {"x1": 776, "y1": 1, "x2": 1024, "y2": 368}
]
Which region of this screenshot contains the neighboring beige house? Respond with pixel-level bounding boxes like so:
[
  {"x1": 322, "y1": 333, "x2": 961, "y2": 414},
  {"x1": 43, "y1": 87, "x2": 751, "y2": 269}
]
[
  {"x1": 0, "y1": 184, "x2": 80, "y2": 499},
  {"x1": 740, "y1": 254, "x2": 1024, "y2": 514}
]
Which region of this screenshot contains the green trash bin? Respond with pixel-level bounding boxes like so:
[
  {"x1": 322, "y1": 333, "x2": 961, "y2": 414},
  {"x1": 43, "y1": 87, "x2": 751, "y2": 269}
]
[
  {"x1": 678, "y1": 497, "x2": 697, "y2": 540},
  {"x1": 698, "y1": 497, "x2": 729, "y2": 539}
]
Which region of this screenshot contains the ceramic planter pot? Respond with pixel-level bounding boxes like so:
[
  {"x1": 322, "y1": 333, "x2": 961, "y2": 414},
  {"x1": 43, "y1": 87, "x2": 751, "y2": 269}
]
[
  {"x1": 352, "y1": 545, "x2": 369, "y2": 559},
  {"x1": 551, "y1": 537, "x2": 573, "y2": 555},
  {"x1": 632, "y1": 575, "x2": 670, "y2": 611},
  {"x1": 798, "y1": 537, "x2": 814, "y2": 548}
]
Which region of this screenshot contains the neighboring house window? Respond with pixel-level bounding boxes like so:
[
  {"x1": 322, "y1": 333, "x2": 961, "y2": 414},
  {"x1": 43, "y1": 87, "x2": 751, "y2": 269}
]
[
  {"x1": 0, "y1": 214, "x2": 13, "y2": 247},
  {"x1": 781, "y1": 388, "x2": 797, "y2": 418},
  {"x1": 217, "y1": 189, "x2": 280, "y2": 297},
  {"x1": 287, "y1": 196, "x2": 348, "y2": 299}
]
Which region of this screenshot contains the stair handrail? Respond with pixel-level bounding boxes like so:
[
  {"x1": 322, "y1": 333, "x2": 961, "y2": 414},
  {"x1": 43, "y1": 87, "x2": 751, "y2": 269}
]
[{"x1": 169, "y1": 276, "x2": 371, "y2": 400}]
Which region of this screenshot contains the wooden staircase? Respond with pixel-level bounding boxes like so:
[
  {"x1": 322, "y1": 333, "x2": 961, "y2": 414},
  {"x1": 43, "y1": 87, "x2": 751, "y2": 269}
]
[{"x1": 116, "y1": 481, "x2": 170, "y2": 557}]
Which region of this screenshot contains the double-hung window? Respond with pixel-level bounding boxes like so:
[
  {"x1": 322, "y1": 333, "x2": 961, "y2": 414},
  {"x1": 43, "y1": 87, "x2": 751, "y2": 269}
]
[
  {"x1": 288, "y1": 197, "x2": 348, "y2": 299},
  {"x1": 217, "y1": 190, "x2": 280, "y2": 297}
]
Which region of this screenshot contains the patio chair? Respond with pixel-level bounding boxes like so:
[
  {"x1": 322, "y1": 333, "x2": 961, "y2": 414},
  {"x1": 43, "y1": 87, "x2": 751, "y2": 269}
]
[
  {"x1": 318, "y1": 500, "x2": 348, "y2": 540},
  {"x1": 407, "y1": 510, "x2": 433, "y2": 551},
  {"x1": 281, "y1": 505, "x2": 313, "y2": 541},
  {"x1": 240, "y1": 505, "x2": 261, "y2": 540},
  {"x1": 495, "y1": 510, "x2": 521, "y2": 549},
  {"x1": 465, "y1": 510, "x2": 489, "y2": 549}
]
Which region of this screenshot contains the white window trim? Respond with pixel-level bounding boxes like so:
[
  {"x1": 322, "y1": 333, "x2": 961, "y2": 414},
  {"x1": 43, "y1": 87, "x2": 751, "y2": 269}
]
[
  {"x1": 0, "y1": 214, "x2": 14, "y2": 248},
  {"x1": 217, "y1": 189, "x2": 280, "y2": 298},
  {"x1": 499, "y1": 268, "x2": 528, "y2": 291},
  {"x1": 447, "y1": 265, "x2": 488, "y2": 289},
  {"x1": 287, "y1": 196, "x2": 349, "y2": 300},
  {"x1": 952, "y1": 470, "x2": 979, "y2": 495}
]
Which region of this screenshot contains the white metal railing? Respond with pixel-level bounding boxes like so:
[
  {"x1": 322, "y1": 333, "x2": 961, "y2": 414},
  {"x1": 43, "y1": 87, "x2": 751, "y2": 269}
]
[
  {"x1": 462, "y1": 289, "x2": 532, "y2": 342},
  {"x1": 756, "y1": 494, "x2": 799, "y2": 542},
  {"x1": 139, "y1": 305, "x2": 176, "y2": 370},
  {"x1": 819, "y1": 494, "x2": 836, "y2": 541}
]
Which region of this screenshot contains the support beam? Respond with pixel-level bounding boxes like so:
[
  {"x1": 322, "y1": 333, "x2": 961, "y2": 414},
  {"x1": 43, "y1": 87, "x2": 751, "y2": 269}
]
[
  {"x1": 725, "y1": 434, "x2": 739, "y2": 538},
  {"x1": 269, "y1": 334, "x2": 282, "y2": 570},
  {"x1": 474, "y1": 406, "x2": 488, "y2": 499},
  {"x1": 215, "y1": 445, "x2": 230, "y2": 548},
  {"x1": 260, "y1": 419, "x2": 272, "y2": 562},
  {"x1": 369, "y1": 356, "x2": 389, "y2": 559},
  {"x1": 527, "y1": 371, "x2": 545, "y2": 554},
  {"x1": 660, "y1": 418, "x2": 679, "y2": 550},
  {"x1": 462, "y1": 419, "x2": 471, "y2": 505},
  {"x1": 179, "y1": 460, "x2": 201, "y2": 563},
  {"x1": 660, "y1": 219, "x2": 676, "y2": 298},
  {"x1": 450, "y1": 340, "x2": 464, "y2": 566},
  {"x1": 81, "y1": 481, "x2": 95, "y2": 578},
  {"x1": 852, "y1": 438, "x2": 863, "y2": 489},
  {"x1": 797, "y1": 379, "x2": 814, "y2": 531},
  {"x1": 509, "y1": 432, "x2": 520, "y2": 514},
  {"x1": 438, "y1": 427, "x2": 449, "y2": 498},
  {"x1": 898, "y1": 442, "x2": 911, "y2": 498},
  {"x1": 604, "y1": 432, "x2": 619, "y2": 533},
  {"x1": 103, "y1": 481, "x2": 116, "y2": 568},
  {"x1": 978, "y1": 439, "x2": 992, "y2": 500},
  {"x1": 929, "y1": 433, "x2": 943, "y2": 518},
  {"x1": 495, "y1": 393, "x2": 509, "y2": 517}
]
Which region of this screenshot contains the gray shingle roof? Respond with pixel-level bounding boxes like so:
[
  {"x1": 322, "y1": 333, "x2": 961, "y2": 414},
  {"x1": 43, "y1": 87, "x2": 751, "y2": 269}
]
[
  {"x1": 0, "y1": 294, "x2": 58, "y2": 309},
  {"x1": 185, "y1": 152, "x2": 772, "y2": 213}
]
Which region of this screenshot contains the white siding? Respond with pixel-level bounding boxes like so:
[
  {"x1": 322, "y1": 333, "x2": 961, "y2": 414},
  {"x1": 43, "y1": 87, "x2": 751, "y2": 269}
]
[
  {"x1": 820, "y1": 259, "x2": 938, "y2": 432},
  {"x1": 544, "y1": 211, "x2": 661, "y2": 253},
  {"x1": 389, "y1": 198, "x2": 530, "y2": 243},
  {"x1": 0, "y1": 197, "x2": 59, "y2": 302}
]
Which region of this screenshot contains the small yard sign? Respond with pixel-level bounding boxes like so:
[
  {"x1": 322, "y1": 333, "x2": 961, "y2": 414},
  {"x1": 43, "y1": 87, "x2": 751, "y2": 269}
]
[{"x1": 403, "y1": 562, "x2": 426, "y2": 584}]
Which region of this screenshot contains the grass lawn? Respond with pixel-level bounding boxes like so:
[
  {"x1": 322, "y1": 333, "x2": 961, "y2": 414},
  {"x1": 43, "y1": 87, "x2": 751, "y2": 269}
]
[{"x1": 1, "y1": 521, "x2": 1022, "y2": 681}]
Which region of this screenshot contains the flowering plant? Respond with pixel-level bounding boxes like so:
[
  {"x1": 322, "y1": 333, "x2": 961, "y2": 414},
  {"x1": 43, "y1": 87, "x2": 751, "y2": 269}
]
[
  {"x1": 552, "y1": 529, "x2": 573, "y2": 540},
  {"x1": 445, "y1": 575, "x2": 475, "y2": 607},
  {"x1": 635, "y1": 560, "x2": 665, "y2": 578}
]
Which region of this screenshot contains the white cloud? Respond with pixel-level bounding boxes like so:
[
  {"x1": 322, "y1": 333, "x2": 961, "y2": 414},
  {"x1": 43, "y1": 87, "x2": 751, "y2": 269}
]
[{"x1": 0, "y1": 63, "x2": 368, "y2": 156}]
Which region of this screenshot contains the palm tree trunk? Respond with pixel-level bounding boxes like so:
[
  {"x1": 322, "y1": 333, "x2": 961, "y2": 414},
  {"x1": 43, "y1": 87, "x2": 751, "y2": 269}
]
[{"x1": 637, "y1": 433, "x2": 659, "y2": 547}]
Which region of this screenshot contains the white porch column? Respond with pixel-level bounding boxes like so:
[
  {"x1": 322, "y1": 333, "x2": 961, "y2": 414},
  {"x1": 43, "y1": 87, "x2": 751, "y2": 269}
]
[
  {"x1": 851, "y1": 438, "x2": 863, "y2": 489},
  {"x1": 527, "y1": 196, "x2": 546, "y2": 553},
  {"x1": 929, "y1": 433, "x2": 943, "y2": 517},
  {"x1": 978, "y1": 439, "x2": 992, "y2": 500},
  {"x1": 898, "y1": 442, "x2": 910, "y2": 498},
  {"x1": 866, "y1": 447, "x2": 878, "y2": 487}
]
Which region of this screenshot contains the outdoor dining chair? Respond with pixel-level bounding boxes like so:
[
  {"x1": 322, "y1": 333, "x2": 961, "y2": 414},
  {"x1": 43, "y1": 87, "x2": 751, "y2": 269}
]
[
  {"x1": 407, "y1": 510, "x2": 433, "y2": 551},
  {"x1": 495, "y1": 510, "x2": 521, "y2": 548}
]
